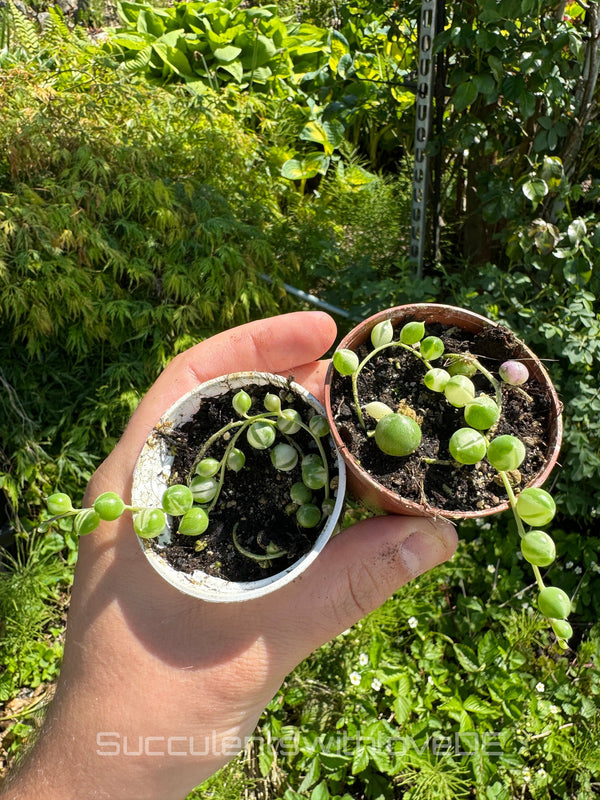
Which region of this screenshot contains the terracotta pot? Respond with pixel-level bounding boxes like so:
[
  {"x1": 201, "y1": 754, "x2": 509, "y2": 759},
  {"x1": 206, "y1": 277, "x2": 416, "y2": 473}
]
[
  {"x1": 324, "y1": 304, "x2": 562, "y2": 520},
  {"x1": 132, "y1": 372, "x2": 346, "y2": 602}
]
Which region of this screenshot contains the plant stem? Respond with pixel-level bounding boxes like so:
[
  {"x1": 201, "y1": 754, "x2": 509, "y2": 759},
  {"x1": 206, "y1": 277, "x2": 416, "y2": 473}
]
[
  {"x1": 352, "y1": 340, "x2": 431, "y2": 430},
  {"x1": 499, "y1": 471, "x2": 545, "y2": 592},
  {"x1": 232, "y1": 523, "x2": 287, "y2": 563}
]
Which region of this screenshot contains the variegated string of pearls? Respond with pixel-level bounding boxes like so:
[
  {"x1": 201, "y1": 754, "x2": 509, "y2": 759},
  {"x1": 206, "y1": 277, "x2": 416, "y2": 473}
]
[
  {"x1": 45, "y1": 389, "x2": 333, "y2": 565},
  {"x1": 333, "y1": 319, "x2": 572, "y2": 648}
]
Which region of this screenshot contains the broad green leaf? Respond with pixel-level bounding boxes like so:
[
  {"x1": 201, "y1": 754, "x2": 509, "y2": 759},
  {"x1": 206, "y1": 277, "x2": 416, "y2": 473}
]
[
  {"x1": 351, "y1": 745, "x2": 370, "y2": 774},
  {"x1": 328, "y1": 35, "x2": 349, "y2": 73},
  {"x1": 109, "y1": 31, "x2": 155, "y2": 51},
  {"x1": 310, "y1": 781, "x2": 330, "y2": 800},
  {"x1": 453, "y1": 80, "x2": 478, "y2": 112},
  {"x1": 152, "y1": 42, "x2": 193, "y2": 77},
  {"x1": 298, "y1": 757, "x2": 320, "y2": 792},
  {"x1": 453, "y1": 643, "x2": 480, "y2": 672},
  {"x1": 522, "y1": 178, "x2": 548, "y2": 204},
  {"x1": 299, "y1": 120, "x2": 344, "y2": 155},
  {"x1": 281, "y1": 159, "x2": 305, "y2": 180},
  {"x1": 218, "y1": 60, "x2": 243, "y2": 82},
  {"x1": 212, "y1": 44, "x2": 242, "y2": 63},
  {"x1": 568, "y1": 218, "x2": 586, "y2": 244},
  {"x1": 391, "y1": 87, "x2": 415, "y2": 111}
]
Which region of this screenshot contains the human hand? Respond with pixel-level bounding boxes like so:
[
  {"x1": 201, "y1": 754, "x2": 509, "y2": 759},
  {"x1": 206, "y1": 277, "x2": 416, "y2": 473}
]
[{"x1": 1, "y1": 312, "x2": 457, "y2": 800}]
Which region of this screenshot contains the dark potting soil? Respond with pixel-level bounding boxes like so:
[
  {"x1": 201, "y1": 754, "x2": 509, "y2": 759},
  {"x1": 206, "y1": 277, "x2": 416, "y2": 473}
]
[
  {"x1": 329, "y1": 321, "x2": 555, "y2": 513},
  {"x1": 150, "y1": 382, "x2": 336, "y2": 582}
]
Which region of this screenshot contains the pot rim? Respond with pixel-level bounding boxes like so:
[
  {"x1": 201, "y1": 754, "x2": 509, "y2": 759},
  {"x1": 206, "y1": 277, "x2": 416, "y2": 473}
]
[
  {"x1": 132, "y1": 371, "x2": 346, "y2": 601},
  {"x1": 324, "y1": 303, "x2": 563, "y2": 520}
]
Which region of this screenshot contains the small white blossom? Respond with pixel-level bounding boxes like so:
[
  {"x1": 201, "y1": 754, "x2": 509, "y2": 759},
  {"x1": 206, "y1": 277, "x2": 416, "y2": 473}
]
[
  {"x1": 566, "y1": 561, "x2": 574, "y2": 569},
  {"x1": 359, "y1": 653, "x2": 369, "y2": 667},
  {"x1": 371, "y1": 678, "x2": 382, "y2": 691},
  {"x1": 349, "y1": 671, "x2": 361, "y2": 686},
  {"x1": 523, "y1": 768, "x2": 532, "y2": 783},
  {"x1": 408, "y1": 616, "x2": 418, "y2": 629},
  {"x1": 487, "y1": 564, "x2": 496, "y2": 574},
  {"x1": 574, "y1": 566, "x2": 582, "y2": 575},
  {"x1": 427, "y1": 675, "x2": 434, "y2": 685},
  {"x1": 549, "y1": 704, "x2": 560, "y2": 714},
  {"x1": 536, "y1": 682, "x2": 545, "y2": 693},
  {"x1": 593, "y1": 563, "x2": 600, "y2": 574}
]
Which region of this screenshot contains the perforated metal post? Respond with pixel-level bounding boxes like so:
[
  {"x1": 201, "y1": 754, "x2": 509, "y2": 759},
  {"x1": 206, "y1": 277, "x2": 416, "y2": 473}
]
[{"x1": 409, "y1": 0, "x2": 438, "y2": 278}]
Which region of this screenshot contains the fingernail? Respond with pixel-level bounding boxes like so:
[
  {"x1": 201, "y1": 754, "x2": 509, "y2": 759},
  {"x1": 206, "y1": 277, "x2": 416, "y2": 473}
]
[{"x1": 401, "y1": 522, "x2": 458, "y2": 579}]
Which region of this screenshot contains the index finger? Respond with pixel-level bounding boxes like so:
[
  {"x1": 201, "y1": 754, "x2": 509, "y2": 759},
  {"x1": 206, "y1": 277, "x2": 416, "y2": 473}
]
[{"x1": 117, "y1": 311, "x2": 337, "y2": 469}]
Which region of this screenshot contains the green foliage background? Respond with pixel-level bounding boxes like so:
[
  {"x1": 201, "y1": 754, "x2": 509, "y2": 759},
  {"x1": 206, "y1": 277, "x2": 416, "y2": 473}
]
[{"x1": 1, "y1": 0, "x2": 599, "y2": 796}]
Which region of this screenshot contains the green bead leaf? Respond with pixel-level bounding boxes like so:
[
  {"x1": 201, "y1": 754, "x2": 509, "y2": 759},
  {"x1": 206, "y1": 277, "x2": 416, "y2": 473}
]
[
  {"x1": 449, "y1": 428, "x2": 487, "y2": 465},
  {"x1": 332, "y1": 348, "x2": 359, "y2": 375},
  {"x1": 232, "y1": 389, "x2": 252, "y2": 417},
  {"x1": 161, "y1": 484, "x2": 194, "y2": 516},
  {"x1": 47, "y1": 492, "x2": 73, "y2": 515},
  {"x1": 374, "y1": 413, "x2": 422, "y2": 457},
  {"x1": 486, "y1": 435, "x2": 526, "y2": 471},
  {"x1": 227, "y1": 448, "x2": 245, "y2": 472},
  {"x1": 444, "y1": 375, "x2": 476, "y2": 408},
  {"x1": 420, "y1": 336, "x2": 445, "y2": 361},
  {"x1": 94, "y1": 491, "x2": 125, "y2": 521},
  {"x1": 296, "y1": 503, "x2": 321, "y2": 528},
  {"x1": 74, "y1": 508, "x2": 101, "y2": 536},
  {"x1": 370, "y1": 319, "x2": 393, "y2": 348},
  {"x1": 190, "y1": 476, "x2": 219, "y2": 503},
  {"x1": 516, "y1": 487, "x2": 556, "y2": 526},
  {"x1": 133, "y1": 508, "x2": 166, "y2": 539},
  {"x1": 399, "y1": 321, "x2": 425, "y2": 345},
  {"x1": 178, "y1": 507, "x2": 209, "y2": 536},
  {"x1": 247, "y1": 420, "x2": 276, "y2": 449},
  {"x1": 521, "y1": 530, "x2": 556, "y2": 567},
  {"x1": 271, "y1": 442, "x2": 299, "y2": 471},
  {"x1": 464, "y1": 396, "x2": 500, "y2": 430},
  {"x1": 424, "y1": 368, "x2": 450, "y2": 393},
  {"x1": 537, "y1": 586, "x2": 571, "y2": 620},
  {"x1": 309, "y1": 415, "x2": 330, "y2": 437},
  {"x1": 195, "y1": 458, "x2": 221, "y2": 478},
  {"x1": 277, "y1": 409, "x2": 301, "y2": 435}
]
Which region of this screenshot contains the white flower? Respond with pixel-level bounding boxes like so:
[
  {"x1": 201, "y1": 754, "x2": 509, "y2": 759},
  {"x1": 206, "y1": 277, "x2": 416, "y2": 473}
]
[
  {"x1": 359, "y1": 653, "x2": 369, "y2": 667},
  {"x1": 523, "y1": 768, "x2": 532, "y2": 783},
  {"x1": 566, "y1": 561, "x2": 574, "y2": 569},
  {"x1": 408, "y1": 616, "x2": 418, "y2": 629},
  {"x1": 371, "y1": 678, "x2": 382, "y2": 691},
  {"x1": 549, "y1": 704, "x2": 560, "y2": 714},
  {"x1": 574, "y1": 566, "x2": 582, "y2": 575},
  {"x1": 349, "y1": 671, "x2": 361, "y2": 686},
  {"x1": 536, "y1": 682, "x2": 545, "y2": 693},
  {"x1": 427, "y1": 675, "x2": 434, "y2": 685},
  {"x1": 487, "y1": 564, "x2": 496, "y2": 574}
]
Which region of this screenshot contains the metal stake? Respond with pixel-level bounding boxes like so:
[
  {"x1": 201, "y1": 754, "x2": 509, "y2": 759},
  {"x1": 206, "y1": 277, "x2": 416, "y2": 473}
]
[{"x1": 409, "y1": 0, "x2": 439, "y2": 279}]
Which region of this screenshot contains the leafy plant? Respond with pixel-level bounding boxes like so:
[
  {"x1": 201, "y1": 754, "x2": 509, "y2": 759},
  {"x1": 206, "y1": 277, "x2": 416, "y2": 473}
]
[
  {"x1": 332, "y1": 317, "x2": 571, "y2": 645},
  {"x1": 43, "y1": 388, "x2": 334, "y2": 570}
]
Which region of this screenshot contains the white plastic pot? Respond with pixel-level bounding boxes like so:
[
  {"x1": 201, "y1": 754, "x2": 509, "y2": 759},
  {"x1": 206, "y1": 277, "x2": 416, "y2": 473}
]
[{"x1": 131, "y1": 372, "x2": 346, "y2": 602}]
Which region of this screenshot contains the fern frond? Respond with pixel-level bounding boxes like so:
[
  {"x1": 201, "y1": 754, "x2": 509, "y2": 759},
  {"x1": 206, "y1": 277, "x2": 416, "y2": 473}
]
[{"x1": 8, "y1": 0, "x2": 40, "y2": 56}]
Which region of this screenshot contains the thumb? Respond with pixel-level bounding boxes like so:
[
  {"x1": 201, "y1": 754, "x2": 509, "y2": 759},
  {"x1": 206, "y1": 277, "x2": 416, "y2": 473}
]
[{"x1": 271, "y1": 515, "x2": 458, "y2": 664}]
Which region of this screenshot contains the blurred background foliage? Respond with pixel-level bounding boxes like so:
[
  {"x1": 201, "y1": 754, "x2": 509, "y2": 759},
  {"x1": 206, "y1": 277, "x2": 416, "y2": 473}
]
[{"x1": 1, "y1": 0, "x2": 599, "y2": 796}]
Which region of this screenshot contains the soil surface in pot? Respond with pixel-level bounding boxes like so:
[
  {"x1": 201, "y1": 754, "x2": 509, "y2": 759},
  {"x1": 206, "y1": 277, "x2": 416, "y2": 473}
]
[
  {"x1": 151, "y1": 382, "x2": 336, "y2": 582},
  {"x1": 329, "y1": 321, "x2": 554, "y2": 513}
]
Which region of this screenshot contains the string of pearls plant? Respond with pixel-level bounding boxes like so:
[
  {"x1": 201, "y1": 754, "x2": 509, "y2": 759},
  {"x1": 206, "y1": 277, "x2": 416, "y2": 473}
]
[
  {"x1": 44, "y1": 389, "x2": 333, "y2": 567},
  {"x1": 333, "y1": 319, "x2": 572, "y2": 648}
]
